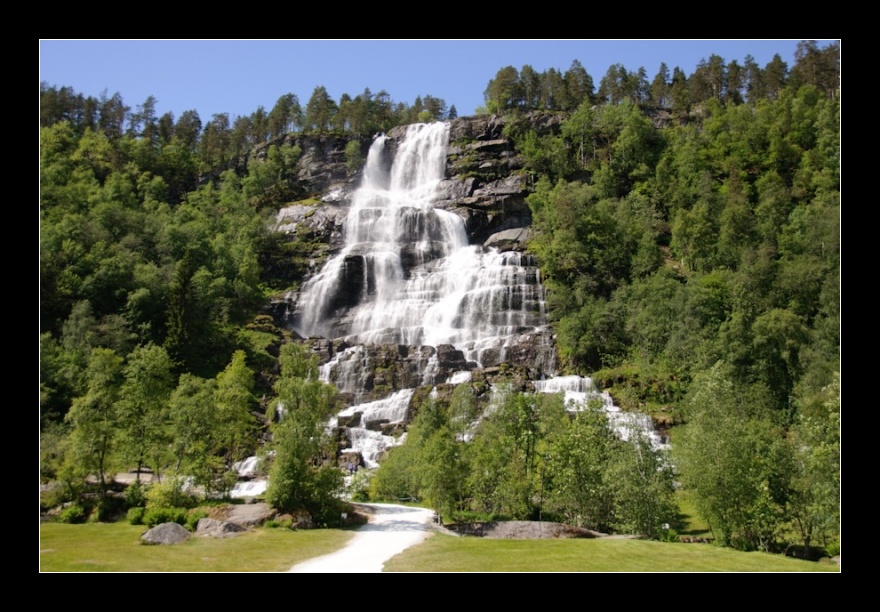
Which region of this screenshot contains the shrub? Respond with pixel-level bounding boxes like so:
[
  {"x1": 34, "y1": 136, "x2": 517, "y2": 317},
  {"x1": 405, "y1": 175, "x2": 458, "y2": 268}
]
[
  {"x1": 91, "y1": 496, "x2": 125, "y2": 522},
  {"x1": 264, "y1": 517, "x2": 293, "y2": 529},
  {"x1": 658, "y1": 527, "x2": 680, "y2": 543},
  {"x1": 344, "y1": 140, "x2": 364, "y2": 174},
  {"x1": 127, "y1": 507, "x2": 146, "y2": 525},
  {"x1": 125, "y1": 481, "x2": 149, "y2": 508},
  {"x1": 185, "y1": 509, "x2": 209, "y2": 531},
  {"x1": 309, "y1": 498, "x2": 351, "y2": 528},
  {"x1": 59, "y1": 503, "x2": 87, "y2": 524},
  {"x1": 143, "y1": 506, "x2": 188, "y2": 528},
  {"x1": 145, "y1": 478, "x2": 197, "y2": 510},
  {"x1": 347, "y1": 469, "x2": 373, "y2": 502},
  {"x1": 40, "y1": 486, "x2": 69, "y2": 512}
]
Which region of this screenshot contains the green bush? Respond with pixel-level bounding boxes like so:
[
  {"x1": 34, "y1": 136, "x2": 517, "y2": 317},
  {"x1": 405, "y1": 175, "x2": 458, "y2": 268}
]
[
  {"x1": 185, "y1": 509, "x2": 209, "y2": 531},
  {"x1": 91, "y1": 496, "x2": 124, "y2": 522},
  {"x1": 40, "y1": 486, "x2": 69, "y2": 512},
  {"x1": 347, "y1": 468, "x2": 373, "y2": 502},
  {"x1": 344, "y1": 140, "x2": 364, "y2": 174},
  {"x1": 59, "y1": 503, "x2": 87, "y2": 524},
  {"x1": 145, "y1": 479, "x2": 197, "y2": 510},
  {"x1": 658, "y1": 527, "x2": 680, "y2": 543},
  {"x1": 143, "y1": 506, "x2": 188, "y2": 528},
  {"x1": 127, "y1": 507, "x2": 146, "y2": 525},
  {"x1": 264, "y1": 517, "x2": 293, "y2": 529},
  {"x1": 309, "y1": 498, "x2": 351, "y2": 528},
  {"x1": 125, "y1": 481, "x2": 149, "y2": 508}
]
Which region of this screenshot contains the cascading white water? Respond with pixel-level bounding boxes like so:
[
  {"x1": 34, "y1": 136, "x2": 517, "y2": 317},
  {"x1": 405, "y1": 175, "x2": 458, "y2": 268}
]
[
  {"x1": 332, "y1": 389, "x2": 415, "y2": 468},
  {"x1": 293, "y1": 122, "x2": 547, "y2": 368},
  {"x1": 292, "y1": 122, "x2": 551, "y2": 465},
  {"x1": 536, "y1": 375, "x2": 668, "y2": 451},
  {"x1": 286, "y1": 122, "x2": 662, "y2": 469}
]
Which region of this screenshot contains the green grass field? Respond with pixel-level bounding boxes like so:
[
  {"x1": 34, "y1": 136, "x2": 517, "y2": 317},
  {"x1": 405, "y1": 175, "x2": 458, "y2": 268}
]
[
  {"x1": 40, "y1": 522, "x2": 353, "y2": 572},
  {"x1": 383, "y1": 533, "x2": 840, "y2": 572},
  {"x1": 40, "y1": 521, "x2": 839, "y2": 572}
]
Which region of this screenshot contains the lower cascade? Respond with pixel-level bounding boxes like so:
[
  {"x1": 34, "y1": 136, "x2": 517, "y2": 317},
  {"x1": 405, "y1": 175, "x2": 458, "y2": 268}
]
[{"x1": 231, "y1": 122, "x2": 664, "y2": 494}]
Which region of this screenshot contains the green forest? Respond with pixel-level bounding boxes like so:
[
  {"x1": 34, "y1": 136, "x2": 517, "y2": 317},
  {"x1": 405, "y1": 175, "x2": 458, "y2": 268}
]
[{"x1": 40, "y1": 41, "x2": 839, "y2": 558}]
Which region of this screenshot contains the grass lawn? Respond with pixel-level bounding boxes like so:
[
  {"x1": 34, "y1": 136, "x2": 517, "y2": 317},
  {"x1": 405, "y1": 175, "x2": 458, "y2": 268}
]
[
  {"x1": 40, "y1": 518, "x2": 840, "y2": 573},
  {"x1": 383, "y1": 533, "x2": 841, "y2": 572},
  {"x1": 40, "y1": 522, "x2": 354, "y2": 572}
]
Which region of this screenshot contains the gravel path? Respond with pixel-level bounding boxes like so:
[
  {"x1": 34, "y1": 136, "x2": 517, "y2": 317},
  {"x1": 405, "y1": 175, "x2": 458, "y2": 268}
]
[{"x1": 288, "y1": 503, "x2": 436, "y2": 573}]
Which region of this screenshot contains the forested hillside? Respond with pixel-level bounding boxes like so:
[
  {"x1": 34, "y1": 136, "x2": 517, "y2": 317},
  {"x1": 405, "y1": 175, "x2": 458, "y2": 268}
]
[{"x1": 40, "y1": 41, "x2": 839, "y2": 555}]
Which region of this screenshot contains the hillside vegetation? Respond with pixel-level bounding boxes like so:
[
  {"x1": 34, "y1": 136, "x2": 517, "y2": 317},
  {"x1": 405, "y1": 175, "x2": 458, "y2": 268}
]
[{"x1": 40, "y1": 41, "x2": 839, "y2": 560}]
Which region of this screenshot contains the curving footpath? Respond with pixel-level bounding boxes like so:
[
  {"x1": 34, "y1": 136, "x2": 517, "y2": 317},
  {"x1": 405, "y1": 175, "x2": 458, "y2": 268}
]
[{"x1": 289, "y1": 503, "x2": 436, "y2": 573}]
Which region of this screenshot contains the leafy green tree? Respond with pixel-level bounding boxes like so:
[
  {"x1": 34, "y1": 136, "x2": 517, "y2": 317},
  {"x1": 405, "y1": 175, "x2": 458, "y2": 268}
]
[
  {"x1": 764, "y1": 54, "x2": 788, "y2": 100},
  {"x1": 786, "y1": 372, "x2": 840, "y2": 553},
  {"x1": 743, "y1": 55, "x2": 766, "y2": 102},
  {"x1": 669, "y1": 66, "x2": 691, "y2": 115},
  {"x1": 484, "y1": 66, "x2": 522, "y2": 113},
  {"x1": 174, "y1": 110, "x2": 202, "y2": 152},
  {"x1": 344, "y1": 139, "x2": 365, "y2": 175},
  {"x1": 563, "y1": 59, "x2": 595, "y2": 110},
  {"x1": 670, "y1": 199, "x2": 718, "y2": 273},
  {"x1": 725, "y1": 60, "x2": 745, "y2": 104},
  {"x1": 607, "y1": 430, "x2": 677, "y2": 537},
  {"x1": 269, "y1": 93, "x2": 302, "y2": 137},
  {"x1": 790, "y1": 41, "x2": 840, "y2": 98},
  {"x1": 62, "y1": 348, "x2": 124, "y2": 497},
  {"x1": 561, "y1": 100, "x2": 596, "y2": 170},
  {"x1": 97, "y1": 90, "x2": 129, "y2": 140},
  {"x1": 540, "y1": 68, "x2": 566, "y2": 110},
  {"x1": 199, "y1": 112, "x2": 231, "y2": 170},
  {"x1": 544, "y1": 401, "x2": 618, "y2": 530},
  {"x1": 213, "y1": 350, "x2": 258, "y2": 480},
  {"x1": 466, "y1": 388, "x2": 565, "y2": 519},
  {"x1": 650, "y1": 63, "x2": 670, "y2": 107},
  {"x1": 265, "y1": 343, "x2": 341, "y2": 517},
  {"x1": 751, "y1": 308, "x2": 809, "y2": 412},
  {"x1": 417, "y1": 421, "x2": 464, "y2": 520},
  {"x1": 674, "y1": 363, "x2": 790, "y2": 550},
  {"x1": 373, "y1": 399, "x2": 467, "y2": 520},
  {"x1": 117, "y1": 343, "x2": 175, "y2": 481},
  {"x1": 167, "y1": 373, "x2": 220, "y2": 489},
  {"x1": 598, "y1": 64, "x2": 629, "y2": 105},
  {"x1": 304, "y1": 86, "x2": 338, "y2": 134},
  {"x1": 517, "y1": 65, "x2": 540, "y2": 109}
]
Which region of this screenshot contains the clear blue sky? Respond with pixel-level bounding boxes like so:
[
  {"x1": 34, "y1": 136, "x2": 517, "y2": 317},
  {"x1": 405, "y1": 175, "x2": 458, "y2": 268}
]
[{"x1": 39, "y1": 40, "x2": 838, "y2": 122}]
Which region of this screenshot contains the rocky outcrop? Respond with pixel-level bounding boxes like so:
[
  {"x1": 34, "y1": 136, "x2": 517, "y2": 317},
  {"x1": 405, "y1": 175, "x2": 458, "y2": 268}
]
[
  {"x1": 210, "y1": 502, "x2": 276, "y2": 528},
  {"x1": 306, "y1": 340, "x2": 463, "y2": 405},
  {"x1": 196, "y1": 518, "x2": 247, "y2": 538}
]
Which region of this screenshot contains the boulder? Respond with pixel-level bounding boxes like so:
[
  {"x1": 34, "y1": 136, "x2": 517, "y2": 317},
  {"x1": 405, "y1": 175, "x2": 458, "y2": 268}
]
[{"x1": 141, "y1": 522, "x2": 191, "y2": 545}]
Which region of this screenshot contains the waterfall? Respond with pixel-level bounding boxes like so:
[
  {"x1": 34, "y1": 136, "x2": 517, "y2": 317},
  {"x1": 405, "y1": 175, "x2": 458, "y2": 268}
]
[
  {"x1": 286, "y1": 122, "x2": 660, "y2": 468},
  {"x1": 293, "y1": 122, "x2": 548, "y2": 368}
]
